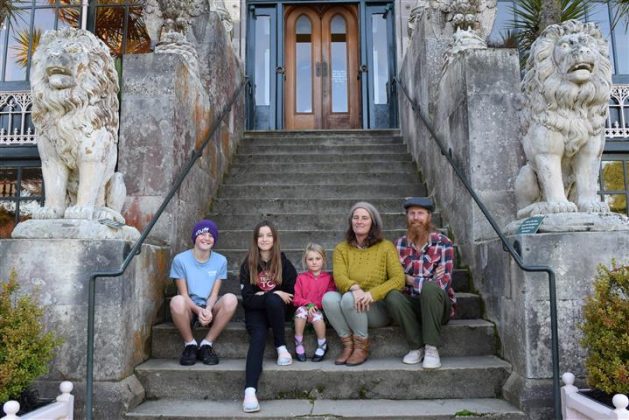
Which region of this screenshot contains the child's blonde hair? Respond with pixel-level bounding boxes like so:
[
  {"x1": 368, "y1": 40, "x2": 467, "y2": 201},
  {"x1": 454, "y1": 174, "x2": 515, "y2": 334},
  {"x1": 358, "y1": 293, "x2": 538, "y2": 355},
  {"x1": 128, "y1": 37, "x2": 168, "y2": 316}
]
[{"x1": 302, "y1": 242, "x2": 326, "y2": 271}]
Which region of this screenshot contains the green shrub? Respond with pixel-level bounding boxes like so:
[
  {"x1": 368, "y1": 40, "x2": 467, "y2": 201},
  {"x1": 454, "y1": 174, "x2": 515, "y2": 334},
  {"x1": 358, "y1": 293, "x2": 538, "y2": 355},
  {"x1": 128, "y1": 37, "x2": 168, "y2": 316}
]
[
  {"x1": 580, "y1": 262, "x2": 629, "y2": 395},
  {"x1": 0, "y1": 272, "x2": 62, "y2": 402}
]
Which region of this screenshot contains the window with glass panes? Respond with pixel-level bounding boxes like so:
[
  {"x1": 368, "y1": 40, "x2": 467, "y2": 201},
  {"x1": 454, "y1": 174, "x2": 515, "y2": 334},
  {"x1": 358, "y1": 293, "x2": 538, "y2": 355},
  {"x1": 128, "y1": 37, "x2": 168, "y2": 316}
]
[{"x1": 600, "y1": 155, "x2": 629, "y2": 216}]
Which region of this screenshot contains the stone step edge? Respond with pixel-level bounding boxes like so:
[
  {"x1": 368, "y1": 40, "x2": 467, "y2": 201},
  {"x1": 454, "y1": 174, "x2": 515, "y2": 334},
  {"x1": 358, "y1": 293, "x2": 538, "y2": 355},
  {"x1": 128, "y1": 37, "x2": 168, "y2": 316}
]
[{"x1": 126, "y1": 398, "x2": 525, "y2": 419}]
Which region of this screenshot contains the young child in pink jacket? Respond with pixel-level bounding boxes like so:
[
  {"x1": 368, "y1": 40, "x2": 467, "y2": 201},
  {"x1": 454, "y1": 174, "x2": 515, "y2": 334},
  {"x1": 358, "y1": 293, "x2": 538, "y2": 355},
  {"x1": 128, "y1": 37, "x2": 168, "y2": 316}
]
[{"x1": 293, "y1": 243, "x2": 336, "y2": 362}]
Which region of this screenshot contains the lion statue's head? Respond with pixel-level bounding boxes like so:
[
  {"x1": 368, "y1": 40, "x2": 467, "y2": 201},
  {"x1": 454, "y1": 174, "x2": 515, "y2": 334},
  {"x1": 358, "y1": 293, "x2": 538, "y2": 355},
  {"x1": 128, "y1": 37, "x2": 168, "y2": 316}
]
[
  {"x1": 520, "y1": 20, "x2": 611, "y2": 142},
  {"x1": 30, "y1": 28, "x2": 119, "y2": 147}
]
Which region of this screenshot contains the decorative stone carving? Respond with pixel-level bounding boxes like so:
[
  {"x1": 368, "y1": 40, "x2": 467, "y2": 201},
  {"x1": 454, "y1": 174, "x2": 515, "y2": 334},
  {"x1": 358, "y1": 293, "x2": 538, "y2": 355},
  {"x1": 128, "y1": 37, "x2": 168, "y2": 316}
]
[
  {"x1": 442, "y1": 27, "x2": 487, "y2": 72},
  {"x1": 515, "y1": 20, "x2": 612, "y2": 218},
  {"x1": 27, "y1": 28, "x2": 127, "y2": 224},
  {"x1": 408, "y1": 0, "x2": 495, "y2": 39},
  {"x1": 209, "y1": 0, "x2": 233, "y2": 36},
  {"x1": 408, "y1": 0, "x2": 450, "y2": 37}
]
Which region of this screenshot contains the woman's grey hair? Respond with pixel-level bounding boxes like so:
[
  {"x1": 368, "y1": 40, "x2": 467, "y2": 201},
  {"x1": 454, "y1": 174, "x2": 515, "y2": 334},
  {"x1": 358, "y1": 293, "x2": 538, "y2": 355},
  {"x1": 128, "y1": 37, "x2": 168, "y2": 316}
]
[{"x1": 344, "y1": 201, "x2": 384, "y2": 247}]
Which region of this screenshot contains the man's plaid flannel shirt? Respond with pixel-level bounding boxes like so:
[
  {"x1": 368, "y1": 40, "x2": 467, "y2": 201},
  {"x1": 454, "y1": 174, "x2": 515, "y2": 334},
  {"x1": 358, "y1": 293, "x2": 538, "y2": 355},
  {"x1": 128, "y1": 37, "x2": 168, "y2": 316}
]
[{"x1": 395, "y1": 232, "x2": 456, "y2": 317}]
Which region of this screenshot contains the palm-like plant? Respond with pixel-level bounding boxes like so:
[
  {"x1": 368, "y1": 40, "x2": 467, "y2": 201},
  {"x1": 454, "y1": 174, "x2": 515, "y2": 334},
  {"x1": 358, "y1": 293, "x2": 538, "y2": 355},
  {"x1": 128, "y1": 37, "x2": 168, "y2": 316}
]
[
  {"x1": 0, "y1": 0, "x2": 26, "y2": 31},
  {"x1": 610, "y1": 0, "x2": 629, "y2": 29},
  {"x1": 10, "y1": 28, "x2": 41, "y2": 68}
]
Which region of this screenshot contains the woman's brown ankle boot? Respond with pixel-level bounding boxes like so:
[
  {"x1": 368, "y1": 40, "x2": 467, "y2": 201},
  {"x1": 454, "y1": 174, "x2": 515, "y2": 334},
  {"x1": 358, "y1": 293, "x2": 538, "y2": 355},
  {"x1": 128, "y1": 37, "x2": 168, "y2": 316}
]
[
  {"x1": 346, "y1": 335, "x2": 369, "y2": 366},
  {"x1": 335, "y1": 335, "x2": 354, "y2": 365}
]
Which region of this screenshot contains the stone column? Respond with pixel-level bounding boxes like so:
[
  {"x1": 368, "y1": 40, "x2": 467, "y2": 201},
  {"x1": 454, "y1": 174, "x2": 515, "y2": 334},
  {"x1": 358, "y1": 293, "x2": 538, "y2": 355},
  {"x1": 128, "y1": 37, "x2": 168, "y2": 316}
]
[{"x1": 0, "y1": 239, "x2": 170, "y2": 418}]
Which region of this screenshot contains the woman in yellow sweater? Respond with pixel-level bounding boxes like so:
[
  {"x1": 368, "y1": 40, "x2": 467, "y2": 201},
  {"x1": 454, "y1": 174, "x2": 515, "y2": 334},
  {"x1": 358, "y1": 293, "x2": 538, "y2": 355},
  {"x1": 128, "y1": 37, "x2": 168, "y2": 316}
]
[{"x1": 322, "y1": 201, "x2": 404, "y2": 366}]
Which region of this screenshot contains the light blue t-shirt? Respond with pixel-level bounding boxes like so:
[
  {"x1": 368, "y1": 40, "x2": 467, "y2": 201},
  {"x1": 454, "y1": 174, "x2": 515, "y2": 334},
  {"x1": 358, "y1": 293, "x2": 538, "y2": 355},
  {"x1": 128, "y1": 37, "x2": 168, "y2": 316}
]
[{"x1": 169, "y1": 249, "x2": 228, "y2": 306}]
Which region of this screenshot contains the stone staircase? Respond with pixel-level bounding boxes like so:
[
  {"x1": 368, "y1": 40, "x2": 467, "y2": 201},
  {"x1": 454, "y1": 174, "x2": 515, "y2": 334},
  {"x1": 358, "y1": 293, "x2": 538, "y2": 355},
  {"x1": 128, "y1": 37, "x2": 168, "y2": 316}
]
[{"x1": 126, "y1": 130, "x2": 525, "y2": 419}]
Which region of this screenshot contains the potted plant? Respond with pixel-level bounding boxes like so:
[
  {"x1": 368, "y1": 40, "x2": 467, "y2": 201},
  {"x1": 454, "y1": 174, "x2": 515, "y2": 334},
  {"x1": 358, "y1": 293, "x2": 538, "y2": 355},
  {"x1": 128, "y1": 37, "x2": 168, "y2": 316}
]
[
  {"x1": 561, "y1": 262, "x2": 629, "y2": 419},
  {"x1": 0, "y1": 272, "x2": 62, "y2": 415}
]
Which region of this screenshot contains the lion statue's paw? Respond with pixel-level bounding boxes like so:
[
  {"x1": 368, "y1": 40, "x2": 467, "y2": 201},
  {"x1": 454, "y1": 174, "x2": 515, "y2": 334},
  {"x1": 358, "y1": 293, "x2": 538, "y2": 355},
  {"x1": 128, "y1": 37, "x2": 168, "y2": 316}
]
[
  {"x1": 64, "y1": 205, "x2": 95, "y2": 220},
  {"x1": 577, "y1": 200, "x2": 610, "y2": 214},
  {"x1": 32, "y1": 206, "x2": 65, "y2": 219},
  {"x1": 94, "y1": 207, "x2": 125, "y2": 224},
  {"x1": 530, "y1": 201, "x2": 578, "y2": 215}
]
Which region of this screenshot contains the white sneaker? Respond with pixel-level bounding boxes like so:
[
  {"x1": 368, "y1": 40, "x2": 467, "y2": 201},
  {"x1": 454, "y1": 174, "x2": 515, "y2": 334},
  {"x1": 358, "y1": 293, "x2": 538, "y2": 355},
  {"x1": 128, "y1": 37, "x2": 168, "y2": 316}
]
[
  {"x1": 276, "y1": 345, "x2": 293, "y2": 366},
  {"x1": 243, "y1": 387, "x2": 260, "y2": 413},
  {"x1": 402, "y1": 348, "x2": 424, "y2": 364},
  {"x1": 422, "y1": 345, "x2": 441, "y2": 369}
]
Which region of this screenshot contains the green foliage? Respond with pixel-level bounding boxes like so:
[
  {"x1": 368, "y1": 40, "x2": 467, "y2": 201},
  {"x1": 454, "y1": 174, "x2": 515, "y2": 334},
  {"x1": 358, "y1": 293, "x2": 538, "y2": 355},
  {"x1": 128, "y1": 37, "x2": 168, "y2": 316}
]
[
  {"x1": 455, "y1": 409, "x2": 481, "y2": 417},
  {"x1": 0, "y1": 272, "x2": 62, "y2": 402},
  {"x1": 581, "y1": 262, "x2": 629, "y2": 395}
]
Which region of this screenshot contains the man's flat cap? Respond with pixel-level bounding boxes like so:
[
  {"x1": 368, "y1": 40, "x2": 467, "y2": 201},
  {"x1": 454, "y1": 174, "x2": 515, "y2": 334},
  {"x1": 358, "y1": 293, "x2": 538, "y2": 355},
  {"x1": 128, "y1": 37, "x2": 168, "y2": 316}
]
[{"x1": 403, "y1": 197, "x2": 434, "y2": 212}]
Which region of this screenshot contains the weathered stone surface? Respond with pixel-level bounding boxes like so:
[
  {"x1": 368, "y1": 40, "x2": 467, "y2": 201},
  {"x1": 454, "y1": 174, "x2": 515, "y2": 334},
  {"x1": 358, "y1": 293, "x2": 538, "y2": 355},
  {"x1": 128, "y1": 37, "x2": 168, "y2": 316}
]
[
  {"x1": 12, "y1": 219, "x2": 140, "y2": 241},
  {"x1": 118, "y1": 23, "x2": 244, "y2": 253},
  {"x1": 505, "y1": 212, "x2": 629, "y2": 234},
  {"x1": 0, "y1": 239, "x2": 170, "y2": 381},
  {"x1": 471, "y1": 231, "x2": 629, "y2": 419}
]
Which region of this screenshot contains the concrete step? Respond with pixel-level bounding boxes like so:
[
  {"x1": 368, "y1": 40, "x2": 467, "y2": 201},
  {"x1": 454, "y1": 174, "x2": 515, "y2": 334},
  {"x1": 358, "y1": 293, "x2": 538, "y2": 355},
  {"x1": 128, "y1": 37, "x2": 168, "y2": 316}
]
[
  {"x1": 233, "y1": 152, "x2": 412, "y2": 163},
  {"x1": 211, "y1": 198, "x2": 425, "y2": 214},
  {"x1": 217, "y1": 184, "x2": 425, "y2": 199},
  {"x1": 214, "y1": 229, "x2": 405, "y2": 249},
  {"x1": 151, "y1": 319, "x2": 495, "y2": 360},
  {"x1": 126, "y1": 398, "x2": 526, "y2": 419},
  {"x1": 237, "y1": 144, "x2": 408, "y2": 154},
  {"x1": 242, "y1": 129, "x2": 400, "y2": 140},
  {"x1": 207, "y1": 212, "x2": 421, "y2": 231},
  {"x1": 162, "y1": 291, "x2": 481, "y2": 321},
  {"x1": 222, "y1": 172, "x2": 421, "y2": 185},
  {"x1": 228, "y1": 161, "x2": 417, "y2": 173},
  {"x1": 135, "y1": 356, "x2": 511, "y2": 401}
]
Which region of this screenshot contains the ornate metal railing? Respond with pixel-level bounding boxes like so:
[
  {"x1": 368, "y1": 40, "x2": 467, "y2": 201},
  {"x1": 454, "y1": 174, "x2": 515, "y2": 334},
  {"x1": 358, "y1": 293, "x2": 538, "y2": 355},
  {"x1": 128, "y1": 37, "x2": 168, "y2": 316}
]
[
  {"x1": 607, "y1": 84, "x2": 629, "y2": 139},
  {"x1": 0, "y1": 91, "x2": 35, "y2": 146}
]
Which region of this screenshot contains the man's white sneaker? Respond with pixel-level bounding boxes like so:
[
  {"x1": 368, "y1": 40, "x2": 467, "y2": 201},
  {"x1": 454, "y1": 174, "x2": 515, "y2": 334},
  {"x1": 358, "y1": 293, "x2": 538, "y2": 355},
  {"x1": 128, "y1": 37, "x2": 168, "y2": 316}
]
[
  {"x1": 422, "y1": 345, "x2": 441, "y2": 369},
  {"x1": 402, "y1": 348, "x2": 424, "y2": 364},
  {"x1": 243, "y1": 387, "x2": 260, "y2": 413}
]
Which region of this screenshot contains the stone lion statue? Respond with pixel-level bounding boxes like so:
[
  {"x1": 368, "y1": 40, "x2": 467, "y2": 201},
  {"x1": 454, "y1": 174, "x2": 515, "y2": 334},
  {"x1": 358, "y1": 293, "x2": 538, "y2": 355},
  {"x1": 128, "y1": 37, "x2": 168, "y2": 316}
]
[
  {"x1": 514, "y1": 20, "x2": 612, "y2": 219},
  {"x1": 30, "y1": 28, "x2": 126, "y2": 222}
]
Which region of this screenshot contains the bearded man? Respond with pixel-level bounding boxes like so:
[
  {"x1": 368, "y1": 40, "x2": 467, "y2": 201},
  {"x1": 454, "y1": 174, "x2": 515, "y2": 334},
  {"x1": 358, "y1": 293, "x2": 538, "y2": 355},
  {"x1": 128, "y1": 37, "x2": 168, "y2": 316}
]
[{"x1": 384, "y1": 197, "x2": 456, "y2": 369}]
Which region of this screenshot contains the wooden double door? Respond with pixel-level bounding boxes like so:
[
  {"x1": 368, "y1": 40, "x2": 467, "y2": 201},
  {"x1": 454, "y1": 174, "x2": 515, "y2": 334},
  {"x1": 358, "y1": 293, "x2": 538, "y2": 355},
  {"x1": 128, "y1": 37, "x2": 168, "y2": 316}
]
[{"x1": 284, "y1": 5, "x2": 360, "y2": 129}]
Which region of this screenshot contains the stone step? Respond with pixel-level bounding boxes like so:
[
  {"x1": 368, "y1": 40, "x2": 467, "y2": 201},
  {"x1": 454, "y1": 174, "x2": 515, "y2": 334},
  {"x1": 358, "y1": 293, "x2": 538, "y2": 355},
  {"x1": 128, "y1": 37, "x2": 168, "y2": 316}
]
[
  {"x1": 222, "y1": 172, "x2": 421, "y2": 186},
  {"x1": 214, "y1": 229, "x2": 406, "y2": 249},
  {"x1": 135, "y1": 356, "x2": 511, "y2": 401},
  {"x1": 242, "y1": 129, "x2": 401, "y2": 140},
  {"x1": 228, "y1": 161, "x2": 417, "y2": 173},
  {"x1": 126, "y1": 398, "x2": 526, "y2": 419},
  {"x1": 237, "y1": 143, "x2": 408, "y2": 154},
  {"x1": 211, "y1": 198, "x2": 423, "y2": 214},
  {"x1": 233, "y1": 153, "x2": 412, "y2": 163},
  {"x1": 162, "y1": 292, "x2": 481, "y2": 321},
  {"x1": 240, "y1": 135, "x2": 403, "y2": 146},
  {"x1": 216, "y1": 184, "x2": 425, "y2": 199},
  {"x1": 151, "y1": 319, "x2": 495, "y2": 360},
  {"x1": 208, "y1": 212, "x2": 427, "y2": 231}
]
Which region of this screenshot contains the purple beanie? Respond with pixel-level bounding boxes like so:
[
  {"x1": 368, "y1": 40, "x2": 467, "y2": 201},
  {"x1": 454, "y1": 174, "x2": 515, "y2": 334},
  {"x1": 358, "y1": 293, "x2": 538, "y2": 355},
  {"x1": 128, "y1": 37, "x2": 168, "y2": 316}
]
[{"x1": 191, "y1": 220, "x2": 219, "y2": 244}]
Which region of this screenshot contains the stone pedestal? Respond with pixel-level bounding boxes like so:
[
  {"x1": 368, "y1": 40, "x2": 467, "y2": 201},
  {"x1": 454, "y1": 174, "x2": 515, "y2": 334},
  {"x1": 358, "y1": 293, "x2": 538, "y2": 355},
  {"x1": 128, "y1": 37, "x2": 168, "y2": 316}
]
[
  {"x1": 472, "y1": 230, "x2": 629, "y2": 419},
  {"x1": 0, "y1": 239, "x2": 170, "y2": 418}
]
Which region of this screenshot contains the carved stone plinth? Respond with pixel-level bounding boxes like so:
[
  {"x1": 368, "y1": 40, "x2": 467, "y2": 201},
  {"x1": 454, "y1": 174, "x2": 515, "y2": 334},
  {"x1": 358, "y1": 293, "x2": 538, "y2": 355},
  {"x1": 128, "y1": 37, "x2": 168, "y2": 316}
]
[
  {"x1": 505, "y1": 212, "x2": 629, "y2": 234},
  {"x1": 11, "y1": 219, "x2": 140, "y2": 241}
]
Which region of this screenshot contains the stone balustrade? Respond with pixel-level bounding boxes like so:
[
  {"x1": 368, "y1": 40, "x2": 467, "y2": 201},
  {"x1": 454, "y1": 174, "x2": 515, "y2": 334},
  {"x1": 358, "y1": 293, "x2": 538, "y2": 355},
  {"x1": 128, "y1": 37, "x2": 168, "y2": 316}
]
[
  {"x1": 1, "y1": 381, "x2": 74, "y2": 420},
  {"x1": 561, "y1": 373, "x2": 629, "y2": 420}
]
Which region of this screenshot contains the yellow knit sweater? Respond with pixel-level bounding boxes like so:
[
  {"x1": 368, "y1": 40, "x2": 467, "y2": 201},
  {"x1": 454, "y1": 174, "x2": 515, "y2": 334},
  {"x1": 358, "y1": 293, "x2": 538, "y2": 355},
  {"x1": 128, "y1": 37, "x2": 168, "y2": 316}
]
[{"x1": 332, "y1": 240, "x2": 404, "y2": 301}]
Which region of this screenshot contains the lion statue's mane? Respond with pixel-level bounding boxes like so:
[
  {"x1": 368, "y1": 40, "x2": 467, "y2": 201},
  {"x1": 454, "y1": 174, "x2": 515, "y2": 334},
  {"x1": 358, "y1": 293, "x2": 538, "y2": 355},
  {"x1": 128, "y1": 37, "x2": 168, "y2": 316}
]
[
  {"x1": 515, "y1": 20, "x2": 612, "y2": 218},
  {"x1": 30, "y1": 28, "x2": 126, "y2": 222}
]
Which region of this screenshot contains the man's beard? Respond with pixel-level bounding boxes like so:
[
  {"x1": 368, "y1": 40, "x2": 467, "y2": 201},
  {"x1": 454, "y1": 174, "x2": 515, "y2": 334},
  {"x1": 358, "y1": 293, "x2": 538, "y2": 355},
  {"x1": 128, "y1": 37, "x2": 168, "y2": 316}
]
[{"x1": 407, "y1": 219, "x2": 431, "y2": 246}]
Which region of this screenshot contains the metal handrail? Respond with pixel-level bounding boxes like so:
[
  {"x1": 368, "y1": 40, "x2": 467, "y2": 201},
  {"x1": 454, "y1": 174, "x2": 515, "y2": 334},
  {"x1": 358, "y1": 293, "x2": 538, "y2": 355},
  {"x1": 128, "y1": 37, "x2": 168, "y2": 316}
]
[
  {"x1": 394, "y1": 76, "x2": 562, "y2": 420},
  {"x1": 84, "y1": 77, "x2": 250, "y2": 420}
]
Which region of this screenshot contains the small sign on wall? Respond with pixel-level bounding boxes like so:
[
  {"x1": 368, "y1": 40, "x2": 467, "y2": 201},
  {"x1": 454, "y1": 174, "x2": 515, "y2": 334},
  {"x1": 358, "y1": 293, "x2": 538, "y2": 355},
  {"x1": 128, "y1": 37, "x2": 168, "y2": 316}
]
[{"x1": 517, "y1": 216, "x2": 545, "y2": 235}]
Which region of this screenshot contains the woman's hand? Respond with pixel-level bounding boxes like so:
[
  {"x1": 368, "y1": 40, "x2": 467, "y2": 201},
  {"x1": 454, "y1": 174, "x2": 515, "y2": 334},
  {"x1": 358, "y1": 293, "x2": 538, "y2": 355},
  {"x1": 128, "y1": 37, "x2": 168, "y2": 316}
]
[
  {"x1": 405, "y1": 274, "x2": 415, "y2": 287},
  {"x1": 273, "y1": 290, "x2": 294, "y2": 304},
  {"x1": 198, "y1": 307, "x2": 213, "y2": 326},
  {"x1": 356, "y1": 291, "x2": 374, "y2": 312},
  {"x1": 352, "y1": 288, "x2": 365, "y2": 311}
]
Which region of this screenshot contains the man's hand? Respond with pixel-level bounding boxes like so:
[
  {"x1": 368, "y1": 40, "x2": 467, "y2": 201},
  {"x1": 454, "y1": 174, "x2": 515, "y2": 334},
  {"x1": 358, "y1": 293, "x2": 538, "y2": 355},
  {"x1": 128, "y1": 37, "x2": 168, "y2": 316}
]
[
  {"x1": 273, "y1": 290, "x2": 293, "y2": 304},
  {"x1": 198, "y1": 307, "x2": 213, "y2": 326}
]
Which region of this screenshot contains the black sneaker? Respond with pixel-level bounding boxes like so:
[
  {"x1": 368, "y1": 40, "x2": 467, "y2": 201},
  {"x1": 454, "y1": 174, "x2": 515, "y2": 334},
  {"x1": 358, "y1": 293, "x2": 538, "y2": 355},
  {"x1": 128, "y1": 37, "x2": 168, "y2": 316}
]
[
  {"x1": 197, "y1": 344, "x2": 219, "y2": 365},
  {"x1": 179, "y1": 344, "x2": 198, "y2": 366}
]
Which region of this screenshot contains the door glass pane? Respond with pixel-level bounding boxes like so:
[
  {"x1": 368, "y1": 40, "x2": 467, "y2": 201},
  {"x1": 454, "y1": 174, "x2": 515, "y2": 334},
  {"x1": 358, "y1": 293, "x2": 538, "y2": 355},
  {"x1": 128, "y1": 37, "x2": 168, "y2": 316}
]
[
  {"x1": 331, "y1": 15, "x2": 347, "y2": 113},
  {"x1": 255, "y1": 16, "x2": 271, "y2": 106},
  {"x1": 295, "y1": 15, "x2": 312, "y2": 113},
  {"x1": 371, "y1": 14, "x2": 389, "y2": 105}
]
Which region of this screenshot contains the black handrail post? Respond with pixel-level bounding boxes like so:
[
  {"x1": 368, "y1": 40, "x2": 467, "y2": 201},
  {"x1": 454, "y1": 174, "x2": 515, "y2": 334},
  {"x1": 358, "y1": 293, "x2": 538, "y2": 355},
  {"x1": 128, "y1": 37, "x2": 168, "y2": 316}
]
[
  {"x1": 83, "y1": 79, "x2": 249, "y2": 420},
  {"x1": 394, "y1": 77, "x2": 562, "y2": 420}
]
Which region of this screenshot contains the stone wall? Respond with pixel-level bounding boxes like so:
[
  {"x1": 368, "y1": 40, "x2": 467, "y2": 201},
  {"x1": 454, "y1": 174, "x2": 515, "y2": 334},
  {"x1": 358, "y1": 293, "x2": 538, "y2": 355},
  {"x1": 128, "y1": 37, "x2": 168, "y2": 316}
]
[
  {"x1": 0, "y1": 239, "x2": 170, "y2": 418},
  {"x1": 119, "y1": 12, "x2": 244, "y2": 254}
]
